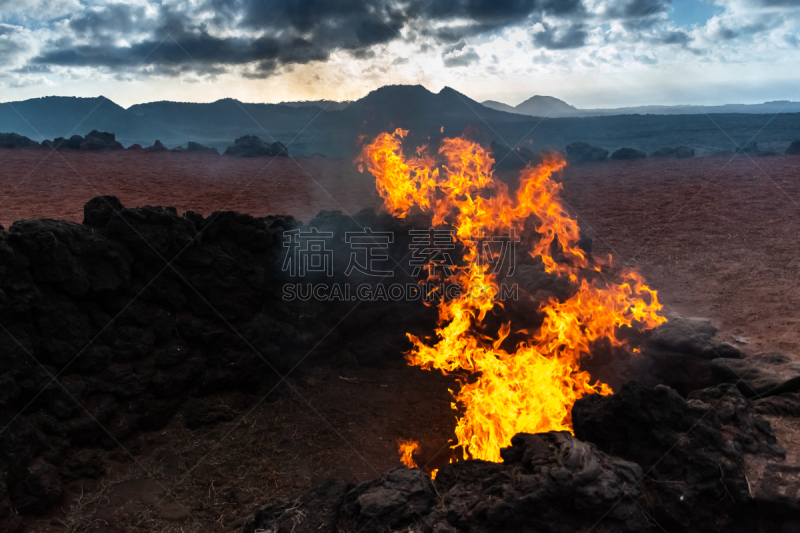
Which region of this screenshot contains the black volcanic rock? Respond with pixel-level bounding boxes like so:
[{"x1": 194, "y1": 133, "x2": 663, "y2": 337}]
[
  {"x1": 565, "y1": 141, "x2": 608, "y2": 164},
  {"x1": 83, "y1": 195, "x2": 124, "y2": 227},
  {"x1": 786, "y1": 140, "x2": 800, "y2": 154},
  {"x1": 145, "y1": 139, "x2": 169, "y2": 152},
  {"x1": 611, "y1": 147, "x2": 647, "y2": 160},
  {"x1": 10, "y1": 459, "x2": 62, "y2": 514},
  {"x1": 245, "y1": 432, "x2": 649, "y2": 533},
  {"x1": 573, "y1": 381, "x2": 783, "y2": 532},
  {"x1": 43, "y1": 135, "x2": 84, "y2": 150},
  {"x1": 224, "y1": 135, "x2": 288, "y2": 157},
  {"x1": 0, "y1": 132, "x2": 38, "y2": 148},
  {"x1": 79, "y1": 130, "x2": 123, "y2": 150},
  {"x1": 186, "y1": 141, "x2": 219, "y2": 154}
]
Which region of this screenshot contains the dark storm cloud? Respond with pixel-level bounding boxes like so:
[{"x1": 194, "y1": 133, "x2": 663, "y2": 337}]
[
  {"x1": 27, "y1": 0, "x2": 695, "y2": 76},
  {"x1": 532, "y1": 23, "x2": 588, "y2": 49},
  {"x1": 424, "y1": 0, "x2": 586, "y2": 43}
]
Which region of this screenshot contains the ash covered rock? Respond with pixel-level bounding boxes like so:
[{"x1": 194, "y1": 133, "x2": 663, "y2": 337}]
[
  {"x1": 573, "y1": 381, "x2": 783, "y2": 532},
  {"x1": 711, "y1": 352, "x2": 800, "y2": 397},
  {"x1": 244, "y1": 431, "x2": 648, "y2": 533},
  {"x1": 755, "y1": 392, "x2": 800, "y2": 416}
]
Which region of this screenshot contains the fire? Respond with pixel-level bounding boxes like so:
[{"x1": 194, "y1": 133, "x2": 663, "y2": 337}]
[
  {"x1": 398, "y1": 439, "x2": 420, "y2": 468},
  {"x1": 359, "y1": 130, "x2": 666, "y2": 463}
]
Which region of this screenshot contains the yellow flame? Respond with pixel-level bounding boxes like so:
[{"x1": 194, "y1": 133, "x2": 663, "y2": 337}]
[
  {"x1": 360, "y1": 131, "x2": 666, "y2": 462},
  {"x1": 398, "y1": 439, "x2": 420, "y2": 468}
]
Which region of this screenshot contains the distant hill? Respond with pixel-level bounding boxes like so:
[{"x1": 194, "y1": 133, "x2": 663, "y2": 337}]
[
  {"x1": 2, "y1": 85, "x2": 800, "y2": 157},
  {"x1": 482, "y1": 95, "x2": 800, "y2": 118},
  {"x1": 279, "y1": 100, "x2": 351, "y2": 111}
]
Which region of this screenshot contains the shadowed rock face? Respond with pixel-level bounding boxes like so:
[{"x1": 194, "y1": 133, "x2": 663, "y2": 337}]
[
  {"x1": 573, "y1": 381, "x2": 784, "y2": 532},
  {"x1": 786, "y1": 140, "x2": 800, "y2": 154}
]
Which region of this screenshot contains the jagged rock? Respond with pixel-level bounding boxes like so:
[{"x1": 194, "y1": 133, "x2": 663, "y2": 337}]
[
  {"x1": 340, "y1": 467, "x2": 436, "y2": 533},
  {"x1": 10, "y1": 459, "x2": 63, "y2": 514},
  {"x1": 653, "y1": 146, "x2": 694, "y2": 158},
  {"x1": 8, "y1": 218, "x2": 132, "y2": 296},
  {"x1": 0, "y1": 132, "x2": 39, "y2": 148},
  {"x1": 79, "y1": 130, "x2": 124, "y2": 150},
  {"x1": 573, "y1": 381, "x2": 783, "y2": 532},
  {"x1": 145, "y1": 140, "x2": 169, "y2": 152},
  {"x1": 786, "y1": 141, "x2": 800, "y2": 155},
  {"x1": 429, "y1": 432, "x2": 647, "y2": 533},
  {"x1": 154, "y1": 343, "x2": 190, "y2": 366},
  {"x1": 611, "y1": 147, "x2": 647, "y2": 160},
  {"x1": 711, "y1": 352, "x2": 800, "y2": 397},
  {"x1": 755, "y1": 392, "x2": 800, "y2": 416},
  {"x1": 83, "y1": 195, "x2": 124, "y2": 227},
  {"x1": 104, "y1": 204, "x2": 198, "y2": 265},
  {"x1": 43, "y1": 135, "x2": 84, "y2": 150},
  {"x1": 224, "y1": 135, "x2": 288, "y2": 157},
  {"x1": 108, "y1": 326, "x2": 155, "y2": 361},
  {"x1": 245, "y1": 432, "x2": 648, "y2": 533},
  {"x1": 565, "y1": 141, "x2": 608, "y2": 164},
  {"x1": 187, "y1": 141, "x2": 219, "y2": 154}
]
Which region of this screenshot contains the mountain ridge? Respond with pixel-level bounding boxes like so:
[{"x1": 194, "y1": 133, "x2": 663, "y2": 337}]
[
  {"x1": 482, "y1": 95, "x2": 800, "y2": 117},
  {"x1": 2, "y1": 85, "x2": 800, "y2": 157}
]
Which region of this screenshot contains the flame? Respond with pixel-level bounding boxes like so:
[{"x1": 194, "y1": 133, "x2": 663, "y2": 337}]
[
  {"x1": 398, "y1": 439, "x2": 420, "y2": 468},
  {"x1": 359, "y1": 130, "x2": 666, "y2": 463}
]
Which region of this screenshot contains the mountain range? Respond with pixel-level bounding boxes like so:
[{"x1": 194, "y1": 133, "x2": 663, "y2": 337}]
[
  {"x1": 1, "y1": 85, "x2": 799, "y2": 157},
  {"x1": 481, "y1": 95, "x2": 800, "y2": 117}
]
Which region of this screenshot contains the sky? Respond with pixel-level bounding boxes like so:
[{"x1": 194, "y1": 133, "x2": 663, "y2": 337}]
[{"x1": 0, "y1": 0, "x2": 799, "y2": 108}]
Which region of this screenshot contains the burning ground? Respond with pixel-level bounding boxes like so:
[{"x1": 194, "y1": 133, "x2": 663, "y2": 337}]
[{"x1": 0, "y1": 141, "x2": 799, "y2": 532}]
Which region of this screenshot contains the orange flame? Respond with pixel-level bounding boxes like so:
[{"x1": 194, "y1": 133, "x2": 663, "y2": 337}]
[
  {"x1": 398, "y1": 439, "x2": 420, "y2": 468},
  {"x1": 360, "y1": 130, "x2": 666, "y2": 462}
]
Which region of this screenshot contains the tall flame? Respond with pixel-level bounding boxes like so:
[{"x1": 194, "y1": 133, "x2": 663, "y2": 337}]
[
  {"x1": 360, "y1": 130, "x2": 666, "y2": 462},
  {"x1": 398, "y1": 439, "x2": 420, "y2": 468}
]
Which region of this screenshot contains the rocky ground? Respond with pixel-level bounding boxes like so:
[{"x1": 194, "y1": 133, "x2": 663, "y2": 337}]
[{"x1": 1, "y1": 150, "x2": 799, "y2": 532}]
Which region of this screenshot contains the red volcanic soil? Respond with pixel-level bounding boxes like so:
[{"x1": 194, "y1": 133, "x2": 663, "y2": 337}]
[
  {"x1": 2, "y1": 148, "x2": 799, "y2": 356},
  {"x1": 0, "y1": 149, "x2": 379, "y2": 228}
]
